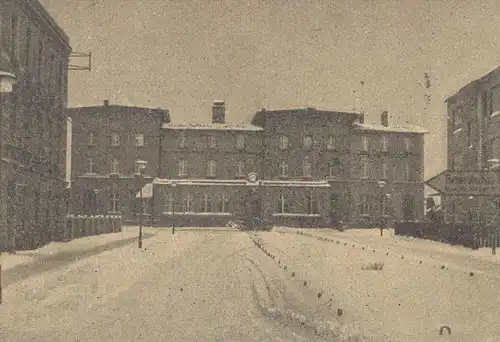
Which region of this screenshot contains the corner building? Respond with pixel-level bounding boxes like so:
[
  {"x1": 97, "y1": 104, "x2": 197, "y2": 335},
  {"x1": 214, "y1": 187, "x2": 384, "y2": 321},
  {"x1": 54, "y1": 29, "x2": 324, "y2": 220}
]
[
  {"x1": 0, "y1": 0, "x2": 71, "y2": 251},
  {"x1": 444, "y1": 65, "x2": 500, "y2": 224},
  {"x1": 152, "y1": 102, "x2": 427, "y2": 228}
]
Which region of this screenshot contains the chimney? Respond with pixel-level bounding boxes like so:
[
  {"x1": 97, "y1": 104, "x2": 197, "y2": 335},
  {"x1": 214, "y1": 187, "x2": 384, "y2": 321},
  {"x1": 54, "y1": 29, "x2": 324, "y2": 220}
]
[
  {"x1": 358, "y1": 113, "x2": 364, "y2": 124},
  {"x1": 212, "y1": 100, "x2": 225, "y2": 124},
  {"x1": 381, "y1": 111, "x2": 389, "y2": 126},
  {"x1": 103, "y1": 99, "x2": 109, "y2": 108}
]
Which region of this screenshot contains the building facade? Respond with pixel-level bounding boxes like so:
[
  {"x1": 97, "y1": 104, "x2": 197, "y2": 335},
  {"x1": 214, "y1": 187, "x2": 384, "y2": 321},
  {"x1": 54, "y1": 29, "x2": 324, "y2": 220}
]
[
  {"x1": 444, "y1": 65, "x2": 500, "y2": 224},
  {"x1": 70, "y1": 100, "x2": 427, "y2": 228},
  {"x1": 151, "y1": 102, "x2": 426, "y2": 228},
  {"x1": 0, "y1": 0, "x2": 72, "y2": 251},
  {"x1": 68, "y1": 100, "x2": 170, "y2": 220}
]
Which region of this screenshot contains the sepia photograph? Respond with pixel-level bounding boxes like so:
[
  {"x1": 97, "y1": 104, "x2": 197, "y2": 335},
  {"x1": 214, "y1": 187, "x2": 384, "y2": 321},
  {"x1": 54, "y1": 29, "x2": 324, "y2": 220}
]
[{"x1": 0, "y1": 0, "x2": 499, "y2": 341}]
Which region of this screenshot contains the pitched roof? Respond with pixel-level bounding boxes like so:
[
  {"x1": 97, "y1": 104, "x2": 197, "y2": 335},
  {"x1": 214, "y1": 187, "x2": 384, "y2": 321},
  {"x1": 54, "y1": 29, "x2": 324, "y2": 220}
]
[
  {"x1": 161, "y1": 123, "x2": 263, "y2": 131},
  {"x1": 67, "y1": 105, "x2": 170, "y2": 122},
  {"x1": 353, "y1": 122, "x2": 429, "y2": 134},
  {"x1": 445, "y1": 65, "x2": 500, "y2": 102},
  {"x1": 251, "y1": 107, "x2": 362, "y2": 126}
]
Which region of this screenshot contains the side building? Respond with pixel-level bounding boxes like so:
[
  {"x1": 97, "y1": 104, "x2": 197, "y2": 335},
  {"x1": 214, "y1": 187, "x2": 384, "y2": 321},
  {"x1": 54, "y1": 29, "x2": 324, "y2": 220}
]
[
  {"x1": 0, "y1": 0, "x2": 72, "y2": 251},
  {"x1": 444, "y1": 65, "x2": 500, "y2": 224},
  {"x1": 67, "y1": 100, "x2": 170, "y2": 220}
]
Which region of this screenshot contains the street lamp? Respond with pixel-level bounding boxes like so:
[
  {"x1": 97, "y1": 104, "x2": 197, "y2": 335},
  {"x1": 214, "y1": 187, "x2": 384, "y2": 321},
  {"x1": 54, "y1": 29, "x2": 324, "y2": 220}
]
[
  {"x1": 171, "y1": 182, "x2": 176, "y2": 234},
  {"x1": 134, "y1": 160, "x2": 147, "y2": 249},
  {"x1": 0, "y1": 70, "x2": 16, "y2": 305},
  {"x1": 378, "y1": 181, "x2": 386, "y2": 236}
]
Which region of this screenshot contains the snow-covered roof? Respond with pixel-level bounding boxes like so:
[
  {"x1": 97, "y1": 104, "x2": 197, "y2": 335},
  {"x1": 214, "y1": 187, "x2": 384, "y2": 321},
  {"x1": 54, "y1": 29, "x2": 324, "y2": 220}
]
[
  {"x1": 353, "y1": 123, "x2": 429, "y2": 134},
  {"x1": 161, "y1": 123, "x2": 263, "y2": 131}
]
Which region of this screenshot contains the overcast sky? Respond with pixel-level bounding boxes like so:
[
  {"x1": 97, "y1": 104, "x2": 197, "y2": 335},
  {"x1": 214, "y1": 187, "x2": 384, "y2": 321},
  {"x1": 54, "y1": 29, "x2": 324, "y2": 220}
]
[{"x1": 40, "y1": 0, "x2": 500, "y2": 179}]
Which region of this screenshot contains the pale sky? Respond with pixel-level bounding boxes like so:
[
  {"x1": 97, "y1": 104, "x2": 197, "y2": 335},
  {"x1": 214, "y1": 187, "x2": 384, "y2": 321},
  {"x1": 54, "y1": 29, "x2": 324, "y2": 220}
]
[{"x1": 40, "y1": 0, "x2": 500, "y2": 180}]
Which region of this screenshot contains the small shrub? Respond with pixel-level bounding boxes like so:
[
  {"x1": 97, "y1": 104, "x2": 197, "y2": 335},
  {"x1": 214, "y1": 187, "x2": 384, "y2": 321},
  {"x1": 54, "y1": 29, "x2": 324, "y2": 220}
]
[{"x1": 361, "y1": 262, "x2": 384, "y2": 271}]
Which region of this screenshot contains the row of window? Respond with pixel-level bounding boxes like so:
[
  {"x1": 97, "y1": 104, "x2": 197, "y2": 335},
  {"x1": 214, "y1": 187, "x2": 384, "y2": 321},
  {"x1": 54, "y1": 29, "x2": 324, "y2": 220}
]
[
  {"x1": 87, "y1": 132, "x2": 145, "y2": 147},
  {"x1": 174, "y1": 133, "x2": 413, "y2": 152},
  {"x1": 83, "y1": 157, "x2": 415, "y2": 180},
  {"x1": 84, "y1": 158, "x2": 146, "y2": 175},
  {"x1": 359, "y1": 195, "x2": 390, "y2": 216}
]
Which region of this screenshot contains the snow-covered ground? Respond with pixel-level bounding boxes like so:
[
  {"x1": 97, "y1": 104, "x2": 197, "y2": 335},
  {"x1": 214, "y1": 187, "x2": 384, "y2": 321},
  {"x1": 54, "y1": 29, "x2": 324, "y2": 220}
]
[{"x1": 1, "y1": 226, "x2": 499, "y2": 341}]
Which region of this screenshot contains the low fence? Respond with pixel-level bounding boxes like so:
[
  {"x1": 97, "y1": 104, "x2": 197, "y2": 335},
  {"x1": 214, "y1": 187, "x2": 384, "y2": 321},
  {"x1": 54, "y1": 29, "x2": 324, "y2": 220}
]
[
  {"x1": 394, "y1": 221, "x2": 499, "y2": 250},
  {"x1": 64, "y1": 215, "x2": 123, "y2": 241}
]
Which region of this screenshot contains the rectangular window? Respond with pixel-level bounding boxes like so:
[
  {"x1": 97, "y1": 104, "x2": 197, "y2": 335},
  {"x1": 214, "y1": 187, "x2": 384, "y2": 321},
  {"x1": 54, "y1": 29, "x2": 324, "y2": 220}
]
[
  {"x1": 381, "y1": 136, "x2": 388, "y2": 152},
  {"x1": 303, "y1": 136, "x2": 313, "y2": 149},
  {"x1": 404, "y1": 163, "x2": 411, "y2": 180},
  {"x1": 303, "y1": 160, "x2": 312, "y2": 178},
  {"x1": 11, "y1": 14, "x2": 18, "y2": 58},
  {"x1": 134, "y1": 133, "x2": 144, "y2": 147},
  {"x1": 208, "y1": 135, "x2": 217, "y2": 148},
  {"x1": 279, "y1": 161, "x2": 288, "y2": 177},
  {"x1": 87, "y1": 157, "x2": 94, "y2": 173},
  {"x1": 184, "y1": 193, "x2": 192, "y2": 212},
  {"x1": 382, "y1": 162, "x2": 388, "y2": 179},
  {"x1": 178, "y1": 159, "x2": 187, "y2": 176},
  {"x1": 204, "y1": 194, "x2": 213, "y2": 212},
  {"x1": 111, "y1": 159, "x2": 119, "y2": 174},
  {"x1": 361, "y1": 156, "x2": 369, "y2": 179},
  {"x1": 327, "y1": 135, "x2": 336, "y2": 150},
  {"x1": 178, "y1": 132, "x2": 186, "y2": 148},
  {"x1": 216, "y1": 194, "x2": 229, "y2": 213},
  {"x1": 452, "y1": 107, "x2": 462, "y2": 130},
  {"x1": 165, "y1": 193, "x2": 173, "y2": 212},
  {"x1": 109, "y1": 193, "x2": 120, "y2": 212},
  {"x1": 305, "y1": 192, "x2": 317, "y2": 214},
  {"x1": 25, "y1": 26, "x2": 31, "y2": 68},
  {"x1": 236, "y1": 160, "x2": 245, "y2": 177},
  {"x1": 404, "y1": 137, "x2": 411, "y2": 152},
  {"x1": 279, "y1": 135, "x2": 288, "y2": 150},
  {"x1": 277, "y1": 194, "x2": 290, "y2": 214},
  {"x1": 111, "y1": 133, "x2": 120, "y2": 146},
  {"x1": 359, "y1": 195, "x2": 371, "y2": 215},
  {"x1": 236, "y1": 134, "x2": 245, "y2": 150},
  {"x1": 362, "y1": 136, "x2": 369, "y2": 151},
  {"x1": 87, "y1": 132, "x2": 94, "y2": 146},
  {"x1": 207, "y1": 160, "x2": 216, "y2": 177}
]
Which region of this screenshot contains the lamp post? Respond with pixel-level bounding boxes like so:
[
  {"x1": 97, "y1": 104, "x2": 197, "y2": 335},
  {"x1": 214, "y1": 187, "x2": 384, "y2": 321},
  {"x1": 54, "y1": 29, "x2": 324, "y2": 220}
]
[
  {"x1": 171, "y1": 182, "x2": 176, "y2": 234},
  {"x1": 0, "y1": 71, "x2": 17, "y2": 305},
  {"x1": 134, "y1": 160, "x2": 147, "y2": 249},
  {"x1": 378, "y1": 181, "x2": 386, "y2": 236}
]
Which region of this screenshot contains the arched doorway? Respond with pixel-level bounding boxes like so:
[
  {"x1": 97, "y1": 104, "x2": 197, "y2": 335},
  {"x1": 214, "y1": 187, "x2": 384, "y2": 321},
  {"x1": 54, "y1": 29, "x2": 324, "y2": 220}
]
[{"x1": 244, "y1": 190, "x2": 262, "y2": 229}]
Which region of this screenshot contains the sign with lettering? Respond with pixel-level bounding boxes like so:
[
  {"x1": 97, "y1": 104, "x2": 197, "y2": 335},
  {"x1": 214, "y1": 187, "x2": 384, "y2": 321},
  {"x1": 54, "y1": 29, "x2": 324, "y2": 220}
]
[{"x1": 426, "y1": 170, "x2": 500, "y2": 196}]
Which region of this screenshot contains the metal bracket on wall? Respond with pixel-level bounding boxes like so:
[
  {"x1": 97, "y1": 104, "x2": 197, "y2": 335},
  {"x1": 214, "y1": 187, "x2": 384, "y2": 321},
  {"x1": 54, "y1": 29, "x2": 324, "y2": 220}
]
[{"x1": 69, "y1": 52, "x2": 91, "y2": 71}]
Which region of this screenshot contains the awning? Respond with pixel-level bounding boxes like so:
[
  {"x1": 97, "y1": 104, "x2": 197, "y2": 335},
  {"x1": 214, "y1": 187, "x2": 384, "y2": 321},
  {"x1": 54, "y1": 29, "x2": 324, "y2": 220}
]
[{"x1": 136, "y1": 183, "x2": 153, "y2": 198}]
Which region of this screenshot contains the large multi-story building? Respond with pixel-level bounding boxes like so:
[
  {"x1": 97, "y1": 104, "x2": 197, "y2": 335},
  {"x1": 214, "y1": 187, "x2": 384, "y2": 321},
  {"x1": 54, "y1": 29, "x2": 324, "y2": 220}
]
[
  {"x1": 72, "y1": 99, "x2": 427, "y2": 228},
  {"x1": 444, "y1": 65, "x2": 500, "y2": 224},
  {"x1": 67, "y1": 100, "x2": 170, "y2": 219},
  {"x1": 0, "y1": 0, "x2": 72, "y2": 251}
]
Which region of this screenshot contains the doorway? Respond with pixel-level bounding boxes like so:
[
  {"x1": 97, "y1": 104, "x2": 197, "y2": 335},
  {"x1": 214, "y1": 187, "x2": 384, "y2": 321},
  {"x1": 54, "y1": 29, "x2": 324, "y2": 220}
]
[
  {"x1": 329, "y1": 194, "x2": 340, "y2": 226},
  {"x1": 403, "y1": 194, "x2": 416, "y2": 221},
  {"x1": 244, "y1": 191, "x2": 262, "y2": 229}
]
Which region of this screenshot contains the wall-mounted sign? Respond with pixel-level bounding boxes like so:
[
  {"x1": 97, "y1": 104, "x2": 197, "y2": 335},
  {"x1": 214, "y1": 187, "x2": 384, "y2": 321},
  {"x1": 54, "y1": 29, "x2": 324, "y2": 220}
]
[{"x1": 426, "y1": 170, "x2": 500, "y2": 196}]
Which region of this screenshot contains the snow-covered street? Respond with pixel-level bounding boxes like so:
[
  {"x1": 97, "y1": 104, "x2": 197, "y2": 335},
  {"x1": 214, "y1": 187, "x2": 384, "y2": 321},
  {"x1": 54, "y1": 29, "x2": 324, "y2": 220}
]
[{"x1": 1, "y1": 226, "x2": 499, "y2": 341}]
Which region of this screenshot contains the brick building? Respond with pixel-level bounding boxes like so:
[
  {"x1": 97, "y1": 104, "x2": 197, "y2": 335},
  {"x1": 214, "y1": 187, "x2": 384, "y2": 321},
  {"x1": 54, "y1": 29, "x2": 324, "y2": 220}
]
[
  {"x1": 150, "y1": 102, "x2": 427, "y2": 228},
  {"x1": 444, "y1": 65, "x2": 500, "y2": 224},
  {"x1": 67, "y1": 100, "x2": 170, "y2": 220},
  {"x1": 0, "y1": 0, "x2": 72, "y2": 251}
]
